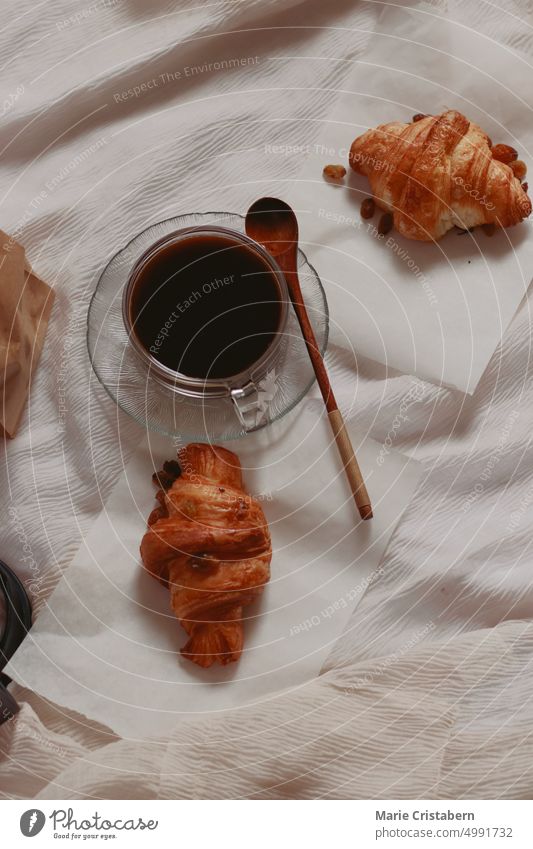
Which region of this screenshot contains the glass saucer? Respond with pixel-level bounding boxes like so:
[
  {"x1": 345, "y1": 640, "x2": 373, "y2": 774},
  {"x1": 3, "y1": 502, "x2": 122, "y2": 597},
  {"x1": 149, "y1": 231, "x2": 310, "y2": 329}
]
[{"x1": 87, "y1": 212, "x2": 329, "y2": 441}]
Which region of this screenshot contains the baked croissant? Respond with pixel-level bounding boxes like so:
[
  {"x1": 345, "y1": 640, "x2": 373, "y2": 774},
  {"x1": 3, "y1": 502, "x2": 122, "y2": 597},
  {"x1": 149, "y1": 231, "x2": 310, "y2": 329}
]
[
  {"x1": 350, "y1": 110, "x2": 531, "y2": 241},
  {"x1": 140, "y1": 443, "x2": 271, "y2": 668}
]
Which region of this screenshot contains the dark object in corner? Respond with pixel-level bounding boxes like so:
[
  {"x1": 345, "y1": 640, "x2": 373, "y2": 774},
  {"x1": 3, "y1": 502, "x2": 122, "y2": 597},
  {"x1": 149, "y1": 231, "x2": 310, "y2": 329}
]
[{"x1": 0, "y1": 559, "x2": 32, "y2": 724}]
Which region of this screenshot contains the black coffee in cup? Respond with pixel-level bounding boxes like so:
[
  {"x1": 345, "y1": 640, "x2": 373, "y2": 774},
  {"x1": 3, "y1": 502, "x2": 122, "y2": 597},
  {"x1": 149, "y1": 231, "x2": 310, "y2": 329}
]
[{"x1": 127, "y1": 231, "x2": 283, "y2": 380}]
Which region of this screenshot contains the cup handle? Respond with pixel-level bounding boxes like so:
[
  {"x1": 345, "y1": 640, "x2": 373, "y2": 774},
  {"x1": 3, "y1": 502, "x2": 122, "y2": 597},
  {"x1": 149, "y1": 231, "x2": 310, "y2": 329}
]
[{"x1": 230, "y1": 383, "x2": 264, "y2": 432}]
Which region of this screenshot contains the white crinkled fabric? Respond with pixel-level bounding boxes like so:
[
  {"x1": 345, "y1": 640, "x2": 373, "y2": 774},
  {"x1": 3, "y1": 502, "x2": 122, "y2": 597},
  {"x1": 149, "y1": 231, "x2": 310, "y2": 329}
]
[{"x1": 2, "y1": 0, "x2": 533, "y2": 799}]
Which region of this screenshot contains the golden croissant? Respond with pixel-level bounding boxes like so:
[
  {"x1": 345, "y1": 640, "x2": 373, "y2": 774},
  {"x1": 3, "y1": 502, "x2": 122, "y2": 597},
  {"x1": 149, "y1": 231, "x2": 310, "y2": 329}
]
[
  {"x1": 140, "y1": 443, "x2": 271, "y2": 668},
  {"x1": 350, "y1": 110, "x2": 531, "y2": 241}
]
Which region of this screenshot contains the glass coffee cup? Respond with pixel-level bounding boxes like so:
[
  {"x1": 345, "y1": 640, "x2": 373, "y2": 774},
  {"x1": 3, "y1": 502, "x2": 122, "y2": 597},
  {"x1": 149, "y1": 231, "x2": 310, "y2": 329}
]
[{"x1": 122, "y1": 225, "x2": 289, "y2": 431}]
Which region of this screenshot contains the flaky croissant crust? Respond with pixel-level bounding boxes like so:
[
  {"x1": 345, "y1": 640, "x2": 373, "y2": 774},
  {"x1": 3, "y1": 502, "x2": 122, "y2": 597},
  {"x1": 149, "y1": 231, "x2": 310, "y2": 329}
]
[
  {"x1": 350, "y1": 110, "x2": 531, "y2": 241},
  {"x1": 140, "y1": 443, "x2": 271, "y2": 668}
]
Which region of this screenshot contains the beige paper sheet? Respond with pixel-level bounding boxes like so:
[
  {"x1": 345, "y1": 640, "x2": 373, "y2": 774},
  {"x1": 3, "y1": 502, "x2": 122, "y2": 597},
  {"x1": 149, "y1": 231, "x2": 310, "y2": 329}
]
[{"x1": 0, "y1": 231, "x2": 54, "y2": 438}]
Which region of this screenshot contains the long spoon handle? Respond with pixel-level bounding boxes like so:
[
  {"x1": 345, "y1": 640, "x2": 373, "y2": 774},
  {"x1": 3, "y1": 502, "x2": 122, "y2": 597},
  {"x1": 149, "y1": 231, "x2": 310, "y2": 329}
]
[
  {"x1": 327, "y1": 409, "x2": 373, "y2": 520},
  {"x1": 286, "y1": 264, "x2": 373, "y2": 520}
]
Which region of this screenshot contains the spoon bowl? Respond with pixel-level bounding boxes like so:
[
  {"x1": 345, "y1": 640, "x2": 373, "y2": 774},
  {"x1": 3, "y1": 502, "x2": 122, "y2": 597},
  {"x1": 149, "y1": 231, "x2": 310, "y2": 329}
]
[{"x1": 245, "y1": 197, "x2": 299, "y2": 259}]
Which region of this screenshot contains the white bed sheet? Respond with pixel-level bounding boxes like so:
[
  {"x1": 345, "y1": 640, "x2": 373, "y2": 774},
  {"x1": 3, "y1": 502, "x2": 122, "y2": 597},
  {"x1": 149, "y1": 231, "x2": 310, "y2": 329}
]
[{"x1": 1, "y1": 0, "x2": 533, "y2": 798}]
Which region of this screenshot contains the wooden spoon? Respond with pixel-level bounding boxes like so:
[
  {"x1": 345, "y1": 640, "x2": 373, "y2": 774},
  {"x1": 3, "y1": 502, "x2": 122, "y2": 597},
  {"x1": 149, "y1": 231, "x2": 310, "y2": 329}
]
[{"x1": 245, "y1": 197, "x2": 373, "y2": 520}]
